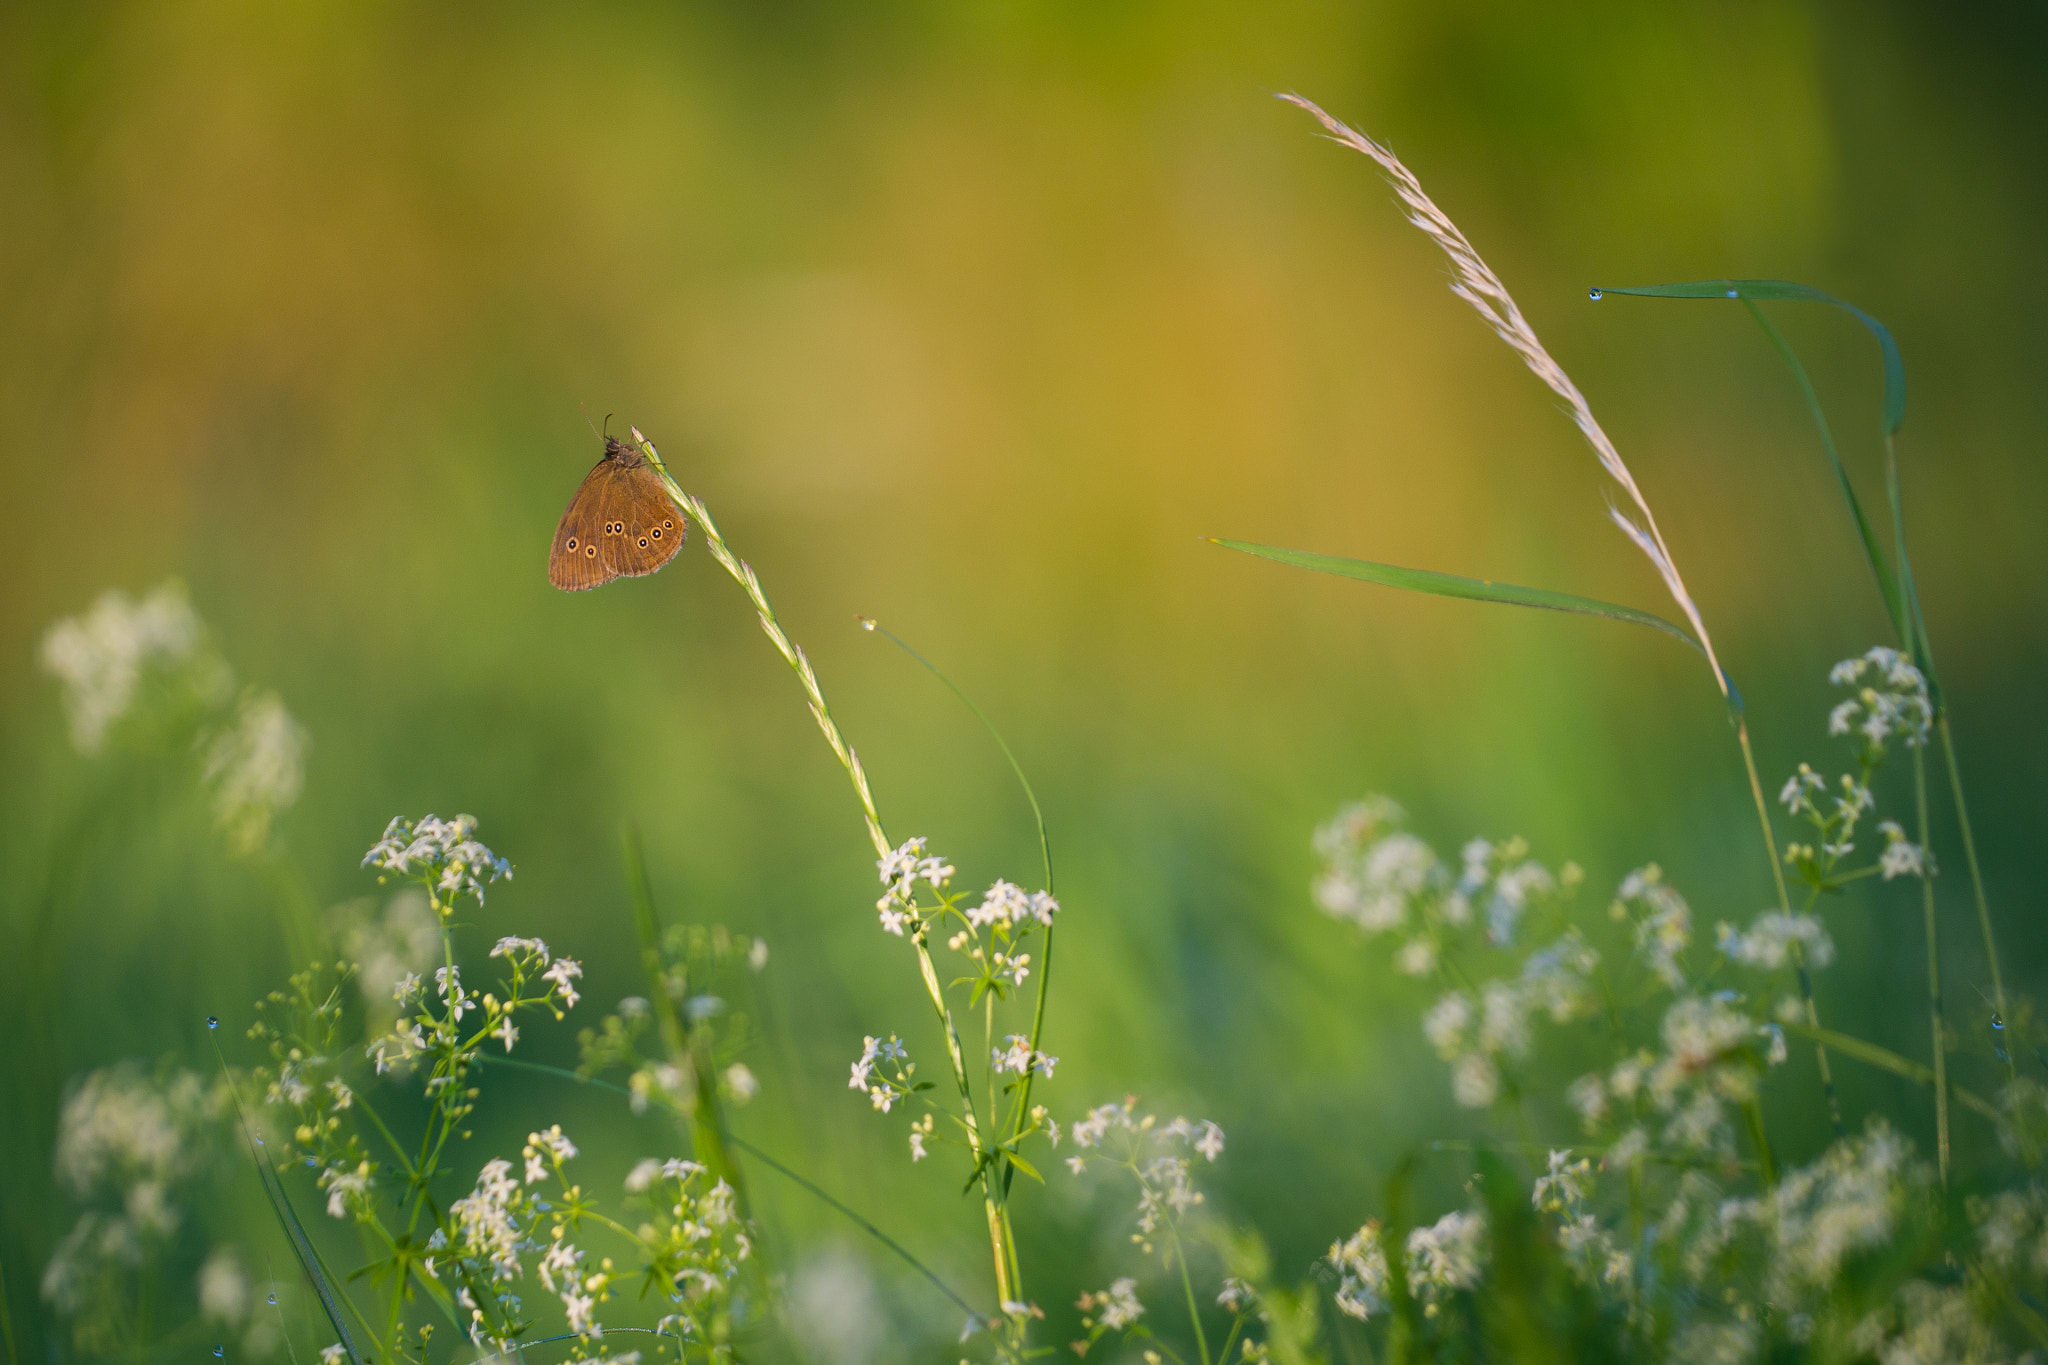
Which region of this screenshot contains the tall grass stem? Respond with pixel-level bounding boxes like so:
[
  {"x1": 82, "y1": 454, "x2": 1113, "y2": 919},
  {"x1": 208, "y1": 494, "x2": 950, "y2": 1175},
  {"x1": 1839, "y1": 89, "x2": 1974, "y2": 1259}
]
[
  {"x1": 1913, "y1": 748, "x2": 1951, "y2": 1185},
  {"x1": 857, "y1": 618, "x2": 1058, "y2": 1190},
  {"x1": 635, "y1": 431, "x2": 1017, "y2": 1305}
]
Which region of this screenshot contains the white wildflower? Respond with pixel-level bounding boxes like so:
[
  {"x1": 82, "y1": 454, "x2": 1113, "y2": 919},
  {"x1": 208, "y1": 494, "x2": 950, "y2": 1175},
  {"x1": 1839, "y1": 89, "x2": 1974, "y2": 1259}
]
[
  {"x1": 1404, "y1": 1209, "x2": 1488, "y2": 1304},
  {"x1": 1717, "y1": 912, "x2": 1834, "y2": 972},
  {"x1": 1079, "y1": 1277, "x2": 1144, "y2": 1330},
  {"x1": 540, "y1": 958, "x2": 583, "y2": 1009},
  {"x1": 1394, "y1": 938, "x2": 1438, "y2": 976},
  {"x1": 1877, "y1": 821, "x2": 1930, "y2": 880},
  {"x1": 1422, "y1": 991, "x2": 1472, "y2": 1058},
  {"x1": 361, "y1": 814, "x2": 513, "y2": 901},
  {"x1": 1451, "y1": 1053, "x2": 1500, "y2": 1108},
  {"x1": 39, "y1": 581, "x2": 220, "y2": 754},
  {"x1": 1532, "y1": 1150, "x2": 1593, "y2": 1215},
  {"x1": 203, "y1": 691, "x2": 308, "y2": 854},
  {"x1": 1329, "y1": 1223, "x2": 1390, "y2": 1321}
]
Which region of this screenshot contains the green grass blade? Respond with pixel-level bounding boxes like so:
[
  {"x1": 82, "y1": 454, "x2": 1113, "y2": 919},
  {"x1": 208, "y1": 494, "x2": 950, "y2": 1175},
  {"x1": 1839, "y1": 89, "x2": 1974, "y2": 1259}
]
[
  {"x1": 212, "y1": 1035, "x2": 375, "y2": 1365},
  {"x1": 1212, "y1": 539, "x2": 1744, "y2": 712},
  {"x1": 1736, "y1": 299, "x2": 1911, "y2": 647},
  {"x1": 1592, "y1": 279, "x2": 1905, "y2": 434},
  {"x1": 855, "y1": 617, "x2": 1058, "y2": 1199}
]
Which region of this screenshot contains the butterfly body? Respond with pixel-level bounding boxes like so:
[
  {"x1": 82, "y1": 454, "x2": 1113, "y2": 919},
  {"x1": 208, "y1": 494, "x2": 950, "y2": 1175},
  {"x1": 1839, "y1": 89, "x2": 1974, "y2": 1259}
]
[{"x1": 548, "y1": 435, "x2": 686, "y2": 591}]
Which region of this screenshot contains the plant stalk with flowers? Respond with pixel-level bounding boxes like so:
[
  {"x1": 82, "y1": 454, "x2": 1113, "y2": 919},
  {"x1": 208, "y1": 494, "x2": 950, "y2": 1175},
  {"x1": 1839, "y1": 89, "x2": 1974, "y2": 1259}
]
[
  {"x1": 630, "y1": 429, "x2": 1064, "y2": 1354},
  {"x1": 242, "y1": 814, "x2": 756, "y2": 1364},
  {"x1": 1238, "y1": 96, "x2": 2044, "y2": 1362}
]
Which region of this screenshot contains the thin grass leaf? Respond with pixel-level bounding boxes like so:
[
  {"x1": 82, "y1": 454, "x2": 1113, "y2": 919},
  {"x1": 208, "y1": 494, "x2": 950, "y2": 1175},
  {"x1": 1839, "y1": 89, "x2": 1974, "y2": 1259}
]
[
  {"x1": 1592, "y1": 279, "x2": 1905, "y2": 435},
  {"x1": 1780, "y1": 1021, "x2": 1997, "y2": 1123},
  {"x1": 1212, "y1": 538, "x2": 1743, "y2": 711},
  {"x1": 213, "y1": 1037, "x2": 374, "y2": 1365},
  {"x1": 1737, "y1": 300, "x2": 1912, "y2": 647}
]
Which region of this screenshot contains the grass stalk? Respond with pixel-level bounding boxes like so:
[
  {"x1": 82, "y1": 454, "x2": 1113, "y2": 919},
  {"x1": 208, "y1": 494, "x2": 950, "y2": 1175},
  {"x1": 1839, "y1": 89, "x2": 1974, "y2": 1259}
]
[
  {"x1": 1175, "y1": 1233, "x2": 1213, "y2": 1365},
  {"x1": 1280, "y1": 97, "x2": 1796, "y2": 932},
  {"x1": 1940, "y1": 715, "x2": 2011, "y2": 1078},
  {"x1": 1913, "y1": 746, "x2": 1951, "y2": 1185},
  {"x1": 858, "y1": 619, "x2": 1058, "y2": 1195},
  {"x1": 635, "y1": 431, "x2": 1017, "y2": 1305},
  {"x1": 621, "y1": 826, "x2": 748, "y2": 1204}
]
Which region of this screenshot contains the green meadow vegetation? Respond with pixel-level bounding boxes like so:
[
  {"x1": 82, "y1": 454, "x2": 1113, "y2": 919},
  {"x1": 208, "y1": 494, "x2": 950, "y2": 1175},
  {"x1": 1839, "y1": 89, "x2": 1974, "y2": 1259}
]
[{"x1": 3, "y1": 7, "x2": 2045, "y2": 1365}]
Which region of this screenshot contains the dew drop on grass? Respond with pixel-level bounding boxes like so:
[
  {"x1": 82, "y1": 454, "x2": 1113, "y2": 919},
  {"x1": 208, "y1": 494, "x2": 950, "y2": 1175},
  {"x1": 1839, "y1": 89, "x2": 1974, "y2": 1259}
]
[
  {"x1": 1587, "y1": 288, "x2": 1603, "y2": 300},
  {"x1": 1993, "y1": 1013, "x2": 2005, "y2": 1030},
  {"x1": 267, "y1": 1293, "x2": 278, "y2": 1306},
  {"x1": 206, "y1": 1016, "x2": 219, "y2": 1029},
  {"x1": 215, "y1": 1347, "x2": 225, "y2": 1359},
  {"x1": 1725, "y1": 287, "x2": 1739, "y2": 297}
]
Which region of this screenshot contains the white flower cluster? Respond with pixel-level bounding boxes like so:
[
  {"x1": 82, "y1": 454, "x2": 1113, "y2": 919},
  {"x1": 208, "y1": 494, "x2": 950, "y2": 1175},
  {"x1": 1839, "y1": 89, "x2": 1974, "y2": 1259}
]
[
  {"x1": 40, "y1": 1064, "x2": 224, "y2": 1315},
  {"x1": 1875, "y1": 820, "x2": 1932, "y2": 881},
  {"x1": 39, "y1": 582, "x2": 307, "y2": 855},
  {"x1": 361, "y1": 814, "x2": 514, "y2": 909},
  {"x1": 967, "y1": 879, "x2": 1059, "y2": 929},
  {"x1": 1315, "y1": 803, "x2": 1568, "y2": 952},
  {"x1": 1076, "y1": 1276, "x2": 1145, "y2": 1331},
  {"x1": 38, "y1": 581, "x2": 220, "y2": 754},
  {"x1": 1716, "y1": 912, "x2": 1834, "y2": 972},
  {"x1": 1327, "y1": 1208, "x2": 1489, "y2": 1322},
  {"x1": 1827, "y1": 647, "x2": 1933, "y2": 756},
  {"x1": 1420, "y1": 931, "x2": 1599, "y2": 1109},
  {"x1": 203, "y1": 692, "x2": 308, "y2": 854},
  {"x1": 991, "y1": 1034, "x2": 1058, "y2": 1078},
  {"x1": 874, "y1": 836, "x2": 954, "y2": 935},
  {"x1": 1066, "y1": 1100, "x2": 1224, "y2": 1250},
  {"x1": 1616, "y1": 864, "x2": 1691, "y2": 988},
  {"x1": 847, "y1": 1034, "x2": 909, "y2": 1112}
]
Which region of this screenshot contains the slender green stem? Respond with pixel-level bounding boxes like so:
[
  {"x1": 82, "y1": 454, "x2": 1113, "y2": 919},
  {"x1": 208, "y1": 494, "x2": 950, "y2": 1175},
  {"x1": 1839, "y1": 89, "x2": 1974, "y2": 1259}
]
[
  {"x1": 1913, "y1": 746, "x2": 1951, "y2": 1185},
  {"x1": 621, "y1": 826, "x2": 747, "y2": 1204},
  {"x1": 1940, "y1": 715, "x2": 2012, "y2": 1078},
  {"x1": 1790, "y1": 945, "x2": 1844, "y2": 1137},
  {"x1": 636, "y1": 432, "x2": 1017, "y2": 1306},
  {"x1": 1174, "y1": 1234, "x2": 1212, "y2": 1365},
  {"x1": 858, "y1": 620, "x2": 1061, "y2": 1169},
  {"x1": 1734, "y1": 720, "x2": 1791, "y2": 914},
  {"x1": 1778, "y1": 1021, "x2": 1999, "y2": 1123},
  {"x1": 1740, "y1": 1098, "x2": 1777, "y2": 1189}
]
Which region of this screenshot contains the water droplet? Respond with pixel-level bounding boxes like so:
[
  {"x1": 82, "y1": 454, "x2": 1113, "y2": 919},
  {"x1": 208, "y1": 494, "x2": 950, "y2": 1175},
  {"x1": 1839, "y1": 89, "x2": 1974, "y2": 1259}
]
[
  {"x1": 206, "y1": 1016, "x2": 219, "y2": 1029},
  {"x1": 267, "y1": 1293, "x2": 278, "y2": 1306},
  {"x1": 1724, "y1": 287, "x2": 1739, "y2": 298},
  {"x1": 255, "y1": 1137, "x2": 265, "y2": 1146},
  {"x1": 1997, "y1": 1046, "x2": 2012, "y2": 1063},
  {"x1": 1993, "y1": 1013, "x2": 2005, "y2": 1030},
  {"x1": 1587, "y1": 288, "x2": 1603, "y2": 301},
  {"x1": 214, "y1": 1346, "x2": 224, "y2": 1359}
]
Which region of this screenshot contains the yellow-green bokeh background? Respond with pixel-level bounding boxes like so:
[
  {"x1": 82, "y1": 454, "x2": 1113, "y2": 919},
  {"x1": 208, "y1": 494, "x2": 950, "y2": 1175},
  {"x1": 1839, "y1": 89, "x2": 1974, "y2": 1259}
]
[{"x1": 4, "y1": 2, "x2": 2045, "y2": 1357}]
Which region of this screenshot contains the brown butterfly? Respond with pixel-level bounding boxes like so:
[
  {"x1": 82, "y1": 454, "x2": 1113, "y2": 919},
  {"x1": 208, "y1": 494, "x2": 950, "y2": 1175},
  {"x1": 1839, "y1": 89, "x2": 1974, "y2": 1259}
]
[{"x1": 547, "y1": 432, "x2": 687, "y2": 591}]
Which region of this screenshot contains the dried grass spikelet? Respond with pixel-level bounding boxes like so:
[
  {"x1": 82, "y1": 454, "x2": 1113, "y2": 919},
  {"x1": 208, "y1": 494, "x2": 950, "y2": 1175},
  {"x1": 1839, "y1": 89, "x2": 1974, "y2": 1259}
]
[{"x1": 1280, "y1": 93, "x2": 1731, "y2": 700}]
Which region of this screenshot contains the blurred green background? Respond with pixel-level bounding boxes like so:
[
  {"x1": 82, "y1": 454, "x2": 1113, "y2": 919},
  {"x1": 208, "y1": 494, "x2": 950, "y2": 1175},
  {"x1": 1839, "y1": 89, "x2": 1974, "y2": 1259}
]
[{"x1": 3, "y1": 1, "x2": 2045, "y2": 1358}]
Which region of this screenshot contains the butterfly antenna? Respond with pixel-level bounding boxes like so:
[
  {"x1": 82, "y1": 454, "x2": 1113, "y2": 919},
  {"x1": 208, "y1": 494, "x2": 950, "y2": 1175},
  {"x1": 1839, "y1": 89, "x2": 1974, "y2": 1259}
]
[{"x1": 579, "y1": 404, "x2": 602, "y2": 441}]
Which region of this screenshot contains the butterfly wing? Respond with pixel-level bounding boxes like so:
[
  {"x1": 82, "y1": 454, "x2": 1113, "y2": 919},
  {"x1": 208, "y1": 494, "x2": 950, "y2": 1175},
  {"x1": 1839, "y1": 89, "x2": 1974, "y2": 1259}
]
[
  {"x1": 603, "y1": 464, "x2": 686, "y2": 579},
  {"x1": 548, "y1": 457, "x2": 618, "y2": 591}
]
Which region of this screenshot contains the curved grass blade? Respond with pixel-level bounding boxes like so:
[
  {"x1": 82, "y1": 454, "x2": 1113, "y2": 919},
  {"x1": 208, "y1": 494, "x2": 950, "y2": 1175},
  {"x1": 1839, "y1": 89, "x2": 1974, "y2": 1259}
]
[
  {"x1": 1592, "y1": 279, "x2": 1905, "y2": 435},
  {"x1": 1212, "y1": 538, "x2": 1742, "y2": 711},
  {"x1": 1738, "y1": 300, "x2": 1911, "y2": 649},
  {"x1": 212, "y1": 1034, "x2": 375, "y2": 1365},
  {"x1": 855, "y1": 616, "x2": 1057, "y2": 1198}
]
